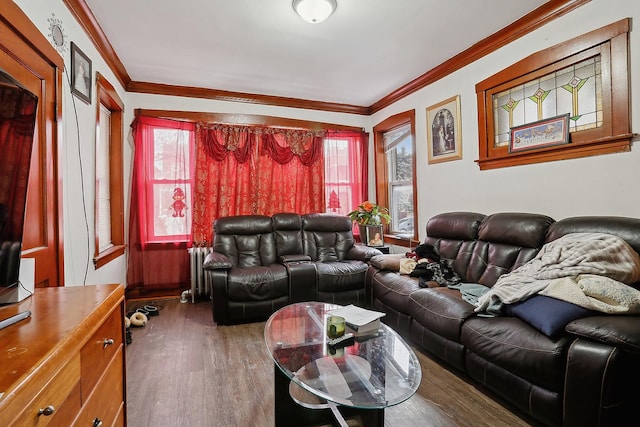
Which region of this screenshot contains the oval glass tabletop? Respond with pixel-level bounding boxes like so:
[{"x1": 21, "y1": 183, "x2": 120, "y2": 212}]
[{"x1": 264, "y1": 302, "x2": 422, "y2": 409}]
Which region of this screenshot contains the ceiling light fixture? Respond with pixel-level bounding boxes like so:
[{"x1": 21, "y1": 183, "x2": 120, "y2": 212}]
[{"x1": 292, "y1": 0, "x2": 337, "y2": 24}]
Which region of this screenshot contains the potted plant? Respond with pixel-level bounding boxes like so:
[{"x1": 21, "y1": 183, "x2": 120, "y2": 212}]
[{"x1": 347, "y1": 201, "x2": 391, "y2": 246}]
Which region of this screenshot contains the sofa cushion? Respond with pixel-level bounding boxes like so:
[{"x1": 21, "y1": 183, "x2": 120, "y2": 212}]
[
  {"x1": 213, "y1": 215, "x2": 277, "y2": 266},
  {"x1": 478, "y1": 212, "x2": 554, "y2": 249},
  {"x1": 315, "y1": 260, "x2": 368, "y2": 292},
  {"x1": 272, "y1": 212, "x2": 304, "y2": 257},
  {"x1": 370, "y1": 271, "x2": 421, "y2": 316},
  {"x1": 503, "y1": 294, "x2": 597, "y2": 339},
  {"x1": 547, "y1": 216, "x2": 640, "y2": 255},
  {"x1": 369, "y1": 254, "x2": 404, "y2": 271},
  {"x1": 302, "y1": 213, "x2": 355, "y2": 261},
  {"x1": 226, "y1": 264, "x2": 289, "y2": 301},
  {"x1": 317, "y1": 245, "x2": 339, "y2": 262},
  {"x1": 408, "y1": 287, "x2": 476, "y2": 342},
  {"x1": 461, "y1": 316, "x2": 570, "y2": 391},
  {"x1": 434, "y1": 212, "x2": 552, "y2": 287}
]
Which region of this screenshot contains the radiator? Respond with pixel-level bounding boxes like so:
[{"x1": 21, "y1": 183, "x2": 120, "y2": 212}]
[{"x1": 188, "y1": 247, "x2": 213, "y2": 303}]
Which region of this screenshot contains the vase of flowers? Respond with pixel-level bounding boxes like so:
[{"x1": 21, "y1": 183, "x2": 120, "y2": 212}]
[{"x1": 347, "y1": 201, "x2": 391, "y2": 246}]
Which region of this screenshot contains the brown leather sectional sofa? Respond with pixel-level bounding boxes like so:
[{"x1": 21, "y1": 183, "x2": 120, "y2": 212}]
[
  {"x1": 366, "y1": 212, "x2": 640, "y2": 426},
  {"x1": 204, "y1": 212, "x2": 381, "y2": 324}
]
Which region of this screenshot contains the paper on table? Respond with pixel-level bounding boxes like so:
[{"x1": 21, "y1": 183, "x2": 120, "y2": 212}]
[{"x1": 328, "y1": 305, "x2": 385, "y2": 328}]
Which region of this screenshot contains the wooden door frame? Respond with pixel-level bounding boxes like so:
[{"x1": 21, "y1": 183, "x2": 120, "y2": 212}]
[{"x1": 0, "y1": 0, "x2": 65, "y2": 287}]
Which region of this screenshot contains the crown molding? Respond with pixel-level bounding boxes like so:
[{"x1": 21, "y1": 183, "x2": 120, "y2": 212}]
[
  {"x1": 369, "y1": 0, "x2": 590, "y2": 113},
  {"x1": 65, "y1": 0, "x2": 589, "y2": 116},
  {"x1": 135, "y1": 109, "x2": 364, "y2": 132},
  {"x1": 62, "y1": 0, "x2": 130, "y2": 88},
  {"x1": 127, "y1": 81, "x2": 370, "y2": 115}
]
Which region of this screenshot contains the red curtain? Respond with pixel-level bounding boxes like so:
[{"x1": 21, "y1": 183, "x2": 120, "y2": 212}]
[
  {"x1": 324, "y1": 130, "x2": 368, "y2": 234},
  {"x1": 191, "y1": 125, "x2": 256, "y2": 244},
  {"x1": 0, "y1": 84, "x2": 37, "y2": 243},
  {"x1": 127, "y1": 115, "x2": 195, "y2": 291},
  {"x1": 191, "y1": 125, "x2": 325, "y2": 244},
  {"x1": 255, "y1": 132, "x2": 324, "y2": 216}
]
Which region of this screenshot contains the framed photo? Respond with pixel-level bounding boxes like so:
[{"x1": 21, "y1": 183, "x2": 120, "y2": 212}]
[
  {"x1": 71, "y1": 42, "x2": 92, "y2": 104},
  {"x1": 509, "y1": 113, "x2": 570, "y2": 153},
  {"x1": 365, "y1": 225, "x2": 384, "y2": 247},
  {"x1": 426, "y1": 95, "x2": 462, "y2": 164}
]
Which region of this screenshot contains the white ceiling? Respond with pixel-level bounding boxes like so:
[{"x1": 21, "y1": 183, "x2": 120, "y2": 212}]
[{"x1": 84, "y1": 0, "x2": 549, "y2": 107}]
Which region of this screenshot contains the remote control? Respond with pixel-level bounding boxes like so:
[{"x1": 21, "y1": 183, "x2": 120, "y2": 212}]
[
  {"x1": 0, "y1": 310, "x2": 31, "y2": 330},
  {"x1": 327, "y1": 332, "x2": 355, "y2": 348}
]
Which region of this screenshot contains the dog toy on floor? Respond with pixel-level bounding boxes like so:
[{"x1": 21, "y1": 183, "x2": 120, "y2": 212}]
[{"x1": 129, "y1": 311, "x2": 148, "y2": 327}]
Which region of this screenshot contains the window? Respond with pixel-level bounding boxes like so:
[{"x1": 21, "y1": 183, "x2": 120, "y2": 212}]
[
  {"x1": 144, "y1": 125, "x2": 194, "y2": 243},
  {"x1": 476, "y1": 19, "x2": 632, "y2": 170},
  {"x1": 96, "y1": 104, "x2": 112, "y2": 252},
  {"x1": 374, "y1": 110, "x2": 417, "y2": 244},
  {"x1": 94, "y1": 74, "x2": 125, "y2": 268},
  {"x1": 323, "y1": 131, "x2": 367, "y2": 221}
]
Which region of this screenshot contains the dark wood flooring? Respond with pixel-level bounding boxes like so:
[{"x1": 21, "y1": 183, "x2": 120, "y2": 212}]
[{"x1": 125, "y1": 298, "x2": 533, "y2": 427}]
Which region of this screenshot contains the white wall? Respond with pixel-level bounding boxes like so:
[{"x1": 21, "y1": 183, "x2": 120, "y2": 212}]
[
  {"x1": 13, "y1": 0, "x2": 128, "y2": 286},
  {"x1": 14, "y1": 0, "x2": 640, "y2": 286},
  {"x1": 370, "y1": 0, "x2": 640, "y2": 239}
]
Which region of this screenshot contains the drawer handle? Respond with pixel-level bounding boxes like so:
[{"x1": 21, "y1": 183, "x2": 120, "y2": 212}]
[
  {"x1": 37, "y1": 405, "x2": 55, "y2": 416},
  {"x1": 93, "y1": 418, "x2": 103, "y2": 427},
  {"x1": 103, "y1": 338, "x2": 115, "y2": 348}
]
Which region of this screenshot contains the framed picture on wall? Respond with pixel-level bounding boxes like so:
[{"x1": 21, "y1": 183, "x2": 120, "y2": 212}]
[
  {"x1": 509, "y1": 113, "x2": 570, "y2": 153},
  {"x1": 426, "y1": 95, "x2": 462, "y2": 164},
  {"x1": 71, "y1": 42, "x2": 92, "y2": 104}
]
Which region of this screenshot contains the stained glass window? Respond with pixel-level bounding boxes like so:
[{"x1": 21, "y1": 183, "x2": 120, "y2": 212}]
[{"x1": 493, "y1": 56, "x2": 602, "y2": 147}]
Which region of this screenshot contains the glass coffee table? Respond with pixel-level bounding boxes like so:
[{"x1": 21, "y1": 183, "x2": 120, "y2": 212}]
[{"x1": 264, "y1": 302, "x2": 422, "y2": 427}]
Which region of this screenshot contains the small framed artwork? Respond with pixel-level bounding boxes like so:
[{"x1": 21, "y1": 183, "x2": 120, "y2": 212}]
[
  {"x1": 365, "y1": 225, "x2": 384, "y2": 247},
  {"x1": 426, "y1": 95, "x2": 462, "y2": 164},
  {"x1": 509, "y1": 113, "x2": 570, "y2": 153},
  {"x1": 71, "y1": 42, "x2": 92, "y2": 104}
]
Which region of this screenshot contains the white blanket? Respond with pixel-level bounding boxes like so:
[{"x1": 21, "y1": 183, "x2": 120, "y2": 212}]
[
  {"x1": 540, "y1": 274, "x2": 640, "y2": 314},
  {"x1": 475, "y1": 232, "x2": 640, "y2": 312}
]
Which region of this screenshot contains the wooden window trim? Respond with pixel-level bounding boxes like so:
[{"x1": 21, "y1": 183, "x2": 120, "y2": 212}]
[
  {"x1": 373, "y1": 110, "x2": 417, "y2": 247},
  {"x1": 94, "y1": 73, "x2": 125, "y2": 268},
  {"x1": 475, "y1": 18, "x2": 634, "y2": 170}
]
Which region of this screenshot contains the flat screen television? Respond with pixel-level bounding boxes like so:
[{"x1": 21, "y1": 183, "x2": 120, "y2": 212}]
[{"x1": 0, "y1": 68, "x2": 37, "y2": 301}]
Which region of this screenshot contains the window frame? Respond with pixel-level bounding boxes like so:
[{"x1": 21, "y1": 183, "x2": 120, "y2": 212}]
[
  {"x1": 373, "y1": 110, "x2": 418, "y2": 246},
  {"x1": 323, "y1": 137, "x2": 361, "y2": 216},
  {"x1": 143, "y1": 126, "x2": 195, "y2": 244},
  {"x1": 475, "y1": 18, "x2": 632, "y2": 170},
  {"x1": 94, "y1": 73, "x2": 125, "y2": 268}
]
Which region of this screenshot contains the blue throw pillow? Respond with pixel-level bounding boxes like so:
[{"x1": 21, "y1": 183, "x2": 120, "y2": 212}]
[{"x1": 504, "y1": 294, "x2": 597, "y2": 339}]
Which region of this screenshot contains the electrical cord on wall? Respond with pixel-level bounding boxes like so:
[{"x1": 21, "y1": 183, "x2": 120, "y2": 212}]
[{"x1": 63, "y1": 65, "x2": 91, "y2": 285}]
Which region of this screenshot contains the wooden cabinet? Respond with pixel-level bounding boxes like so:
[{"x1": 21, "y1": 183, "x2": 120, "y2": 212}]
[{"x1": 0, "y1": 284, "x2": 126, "y2": 427}]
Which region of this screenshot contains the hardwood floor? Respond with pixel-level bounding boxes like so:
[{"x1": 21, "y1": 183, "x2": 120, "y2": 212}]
[{"x1": 125, "y1": 298, "x2": 534, "y2": 427}]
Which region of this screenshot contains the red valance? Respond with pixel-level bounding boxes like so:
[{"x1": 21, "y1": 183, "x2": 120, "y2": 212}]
[
  {"x1": 199, "y1": 125, "x2": 254, "y2": 163},
  {"x1": 198, "y1": 123, "x2": 323, "y2": 165}
]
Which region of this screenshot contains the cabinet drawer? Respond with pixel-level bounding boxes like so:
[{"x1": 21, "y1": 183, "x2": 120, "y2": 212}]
[
  {"x1": 80, "y1": 307, "x2": 123, "y2": 398},
  {"x1": 110, "y1": 402, "x2": 125, "y2": 427},
  {"x1": 11, "y1": 354, "x2": 81, "y2": 427},
  {"x1": 74, "y1": 351, "x2": 124, "y2": 427}
]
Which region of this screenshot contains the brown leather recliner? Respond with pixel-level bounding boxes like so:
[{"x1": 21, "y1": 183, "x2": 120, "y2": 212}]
[{"x1": 204, "y1": 212, "x2": 380, "y2": 325}]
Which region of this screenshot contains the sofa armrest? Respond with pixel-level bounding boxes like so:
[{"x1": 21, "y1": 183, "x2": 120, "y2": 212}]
[
  {"x1": 564, "y1": 337, "x2": 639, "y2": 426},
  {"x1": 566, "y1": 316, "x2": 640, "y2": 354},
  {"x1": 280, "y1": 254, "x2": 312, "y2": 264},
  {"x1": 347, "y1": 245, "x2": 383, "y2": 262},
  {"x1": 203, "y1": 252, "x2": 232, "y2": 270}
]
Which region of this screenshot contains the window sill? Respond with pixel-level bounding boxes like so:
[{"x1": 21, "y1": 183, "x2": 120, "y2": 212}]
[
  {"x1": 476, "y1": 134, "x2": 634, "y2": 170},
  {"x1": 94, "y1": 244, "x2": 126, "y2": 269},
  {"x1": 384, "y1": 234, "x2": 418, "y2": 248}
]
